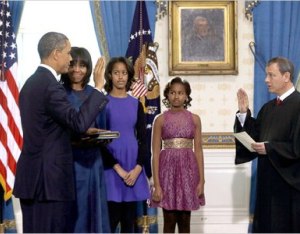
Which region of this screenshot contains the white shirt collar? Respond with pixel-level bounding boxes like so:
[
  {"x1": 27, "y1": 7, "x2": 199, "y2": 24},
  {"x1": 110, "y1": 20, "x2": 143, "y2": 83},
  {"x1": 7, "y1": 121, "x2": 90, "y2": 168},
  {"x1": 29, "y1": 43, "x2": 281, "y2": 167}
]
[
  {"x1": 278, "y1": 86, "x2": 295, "y2": 101},
  {"x1": 39, "y1": 64, "x2": 60, "y2": 82}
]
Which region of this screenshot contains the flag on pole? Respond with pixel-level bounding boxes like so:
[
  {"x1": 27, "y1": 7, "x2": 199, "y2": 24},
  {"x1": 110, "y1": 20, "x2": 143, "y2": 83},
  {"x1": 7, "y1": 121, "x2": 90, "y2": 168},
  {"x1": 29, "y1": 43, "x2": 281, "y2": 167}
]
[
  {"x1": 0, "y1": 0, "x2": 23, "y2": 201},
  {"x1": 131, "y1": 76, "x2": 148, "y2": 98},
  {"x1": 125, "y1": 1, "x2": 160, "y2": 233},
  {"x1": 126, "y1": 0, "x2": 152, "y2": 99}
]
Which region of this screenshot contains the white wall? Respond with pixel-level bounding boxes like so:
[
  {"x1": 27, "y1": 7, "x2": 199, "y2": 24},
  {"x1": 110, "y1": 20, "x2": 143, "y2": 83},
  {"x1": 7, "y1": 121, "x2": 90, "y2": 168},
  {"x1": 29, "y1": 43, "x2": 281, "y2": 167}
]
[
  {"x1": 16, "y1": 1, "x2": 100, "y2": 88},
  {"x1": 154, "y1": 1, "x2": 253, "y2": 232}
]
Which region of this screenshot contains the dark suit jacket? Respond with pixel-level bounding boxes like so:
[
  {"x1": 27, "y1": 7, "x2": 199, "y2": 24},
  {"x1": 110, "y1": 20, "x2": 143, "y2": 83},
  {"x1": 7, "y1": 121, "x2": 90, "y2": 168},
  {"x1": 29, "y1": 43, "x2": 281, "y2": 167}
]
[{"x1": 13, "y1": 66, "x2": 108, "y2": 201}]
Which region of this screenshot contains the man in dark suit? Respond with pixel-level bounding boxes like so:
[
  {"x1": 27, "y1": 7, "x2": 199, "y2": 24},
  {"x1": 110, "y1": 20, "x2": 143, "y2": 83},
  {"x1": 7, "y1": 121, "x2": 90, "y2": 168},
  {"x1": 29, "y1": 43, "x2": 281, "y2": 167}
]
[{"x1": 13, "y1": 32, "x2": 108, "y2": 233}]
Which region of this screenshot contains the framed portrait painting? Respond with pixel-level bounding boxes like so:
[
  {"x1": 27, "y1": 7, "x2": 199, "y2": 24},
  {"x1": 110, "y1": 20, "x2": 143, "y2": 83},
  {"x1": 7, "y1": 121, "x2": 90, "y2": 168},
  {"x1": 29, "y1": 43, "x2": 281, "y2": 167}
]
[{"x1": 169, "y1": 1, "x2": 238, "y2": 75}]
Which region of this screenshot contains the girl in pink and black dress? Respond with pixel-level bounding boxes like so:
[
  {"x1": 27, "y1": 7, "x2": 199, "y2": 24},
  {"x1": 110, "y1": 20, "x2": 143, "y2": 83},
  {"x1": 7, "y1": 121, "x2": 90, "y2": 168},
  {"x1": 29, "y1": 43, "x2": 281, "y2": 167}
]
[{"x1": 151, "y1": 77, "x2": 205, "y2": 233}]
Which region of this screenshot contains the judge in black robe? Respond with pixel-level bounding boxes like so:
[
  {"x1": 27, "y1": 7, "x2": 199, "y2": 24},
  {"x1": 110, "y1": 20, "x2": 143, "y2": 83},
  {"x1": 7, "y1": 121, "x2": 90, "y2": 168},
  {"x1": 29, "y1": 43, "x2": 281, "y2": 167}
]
[{"x1": 234, "y1": 57, "x2": 300, "y2": 233}]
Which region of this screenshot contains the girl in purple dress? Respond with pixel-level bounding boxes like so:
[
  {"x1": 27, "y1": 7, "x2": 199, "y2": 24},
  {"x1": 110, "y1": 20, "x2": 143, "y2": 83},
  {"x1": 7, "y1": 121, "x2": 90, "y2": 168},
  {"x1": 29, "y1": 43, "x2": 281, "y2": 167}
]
[
  {"x1": 151, "y1": 77, "x2": 205, "y2": 233},
  {"x1": 103, "y1": 57, "x2": 150, "y2": 233}
]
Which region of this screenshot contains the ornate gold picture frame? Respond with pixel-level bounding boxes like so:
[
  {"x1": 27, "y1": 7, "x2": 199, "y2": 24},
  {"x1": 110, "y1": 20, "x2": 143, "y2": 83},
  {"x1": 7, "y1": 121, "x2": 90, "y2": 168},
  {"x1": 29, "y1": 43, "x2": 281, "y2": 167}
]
[{"x1": 169, "y1": 1, "x2": 238, "y2": 75}]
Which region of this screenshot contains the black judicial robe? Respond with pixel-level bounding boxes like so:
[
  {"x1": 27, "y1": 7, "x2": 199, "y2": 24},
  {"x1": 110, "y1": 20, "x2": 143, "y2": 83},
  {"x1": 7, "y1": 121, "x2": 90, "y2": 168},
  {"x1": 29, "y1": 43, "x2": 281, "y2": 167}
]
[{"x1": 234, "y1": 90, "x2": 300, "y2": 233}]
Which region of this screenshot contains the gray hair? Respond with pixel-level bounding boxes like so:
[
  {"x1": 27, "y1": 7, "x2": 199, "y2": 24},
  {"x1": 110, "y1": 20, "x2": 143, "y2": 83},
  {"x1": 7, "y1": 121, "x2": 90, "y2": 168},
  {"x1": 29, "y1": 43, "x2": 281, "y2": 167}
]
[
  {"x1": 38, "y1": 32, "x2": 69, "y2": 60},
  {"x1": 267, "y1": 56, "x2": 295, "y2": 82},
  {"x1": 193, "y1": 16, "x2": 208, "y2": 25},
  {"x1": 193, "y1": 16, "x2": 208, "y2": 28}
]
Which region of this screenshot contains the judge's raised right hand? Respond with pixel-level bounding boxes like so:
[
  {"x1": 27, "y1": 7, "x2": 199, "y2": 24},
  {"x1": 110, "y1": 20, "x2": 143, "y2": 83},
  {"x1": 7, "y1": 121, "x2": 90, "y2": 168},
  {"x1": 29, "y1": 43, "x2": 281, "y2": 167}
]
[
  {"x1": 237, "y1": 88, "x2": 249, "y2": 113},
  {"x1": 93, "y1": 57, "x2": 105, "y2": 91}
]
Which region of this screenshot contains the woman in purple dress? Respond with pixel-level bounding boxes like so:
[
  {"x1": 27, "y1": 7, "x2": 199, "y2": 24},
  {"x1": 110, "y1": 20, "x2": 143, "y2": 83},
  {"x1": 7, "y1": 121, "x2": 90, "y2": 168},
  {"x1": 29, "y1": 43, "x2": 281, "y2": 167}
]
[
  {"x1": 103, "y1": 57, "x2": 150, "y2": 233},
  {"x1": 151, "y1": 77, "x2": 205, "y2": 233}
]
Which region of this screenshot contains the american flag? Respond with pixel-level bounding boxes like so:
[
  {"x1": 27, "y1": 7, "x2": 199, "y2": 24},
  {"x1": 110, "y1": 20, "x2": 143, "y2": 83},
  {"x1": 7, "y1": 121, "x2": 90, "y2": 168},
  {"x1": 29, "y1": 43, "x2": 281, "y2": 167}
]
[
  {"x1": 126, "y1": 0, "x2": 152, "y2": 98},
  {"x1": 0, "y1": 0, "x2": 23, "y2": 201},
  {"x1": 131, "y1": 67, "x2": 147, "y2": 97},
  {"x1": 126, "y1": 2, "x2": 160, "y2": 232},
  {"x1": 125, "y1": 0, "x2": 161, "y2": 178}
]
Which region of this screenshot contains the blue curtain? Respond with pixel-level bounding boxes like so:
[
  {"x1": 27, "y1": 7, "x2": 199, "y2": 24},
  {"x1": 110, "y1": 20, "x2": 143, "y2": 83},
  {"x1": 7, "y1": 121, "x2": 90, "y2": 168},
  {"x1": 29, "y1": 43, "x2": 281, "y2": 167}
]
[
  {"x1": 8, "y1": 0, "x2": 24, "y2": 35},
  {"x1": 89, "y1": 0, "x2": 156, "y2": 58},
  {"x1": 248, "y1": 2, "x2": 300, "y2": 232},
  {"x1": 253, "y1": 1, "x2": 300, "y2": 115}
]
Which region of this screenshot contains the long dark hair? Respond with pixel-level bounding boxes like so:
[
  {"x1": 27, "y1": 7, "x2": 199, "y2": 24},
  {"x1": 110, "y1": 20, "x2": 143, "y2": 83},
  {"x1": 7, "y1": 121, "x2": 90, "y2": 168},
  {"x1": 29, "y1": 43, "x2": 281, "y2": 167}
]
[
  {"x1": 104, "y1": 57, "x2": 134, "y2": 93},
  {"x1": 60, "y1": 47, "x2": 92, "y2": 88}
]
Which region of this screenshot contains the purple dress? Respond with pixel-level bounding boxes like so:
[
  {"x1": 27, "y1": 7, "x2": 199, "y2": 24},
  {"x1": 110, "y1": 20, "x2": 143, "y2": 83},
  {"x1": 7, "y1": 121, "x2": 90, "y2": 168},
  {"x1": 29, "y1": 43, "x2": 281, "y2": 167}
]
[
  {"x1": 158, "y1": 109, "x2": 205, "y2": 210},
  {"x1": 104, "y1": 94, "x2": 150, "y2": 202}
]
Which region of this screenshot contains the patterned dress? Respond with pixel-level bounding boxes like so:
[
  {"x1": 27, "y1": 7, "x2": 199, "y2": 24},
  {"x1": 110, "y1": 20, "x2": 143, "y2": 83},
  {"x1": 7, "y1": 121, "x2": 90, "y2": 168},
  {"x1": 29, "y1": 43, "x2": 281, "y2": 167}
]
[{"x1": 158, "y1": 109, "x2": 205, "y2": 210}]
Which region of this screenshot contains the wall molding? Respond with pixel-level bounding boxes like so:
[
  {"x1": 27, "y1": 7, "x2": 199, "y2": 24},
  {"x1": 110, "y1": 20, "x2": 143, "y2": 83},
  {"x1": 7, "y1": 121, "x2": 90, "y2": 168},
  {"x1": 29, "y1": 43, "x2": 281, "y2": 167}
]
[{"x1": 203, "y1": 132, "x2": 235, "y2": 149}]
